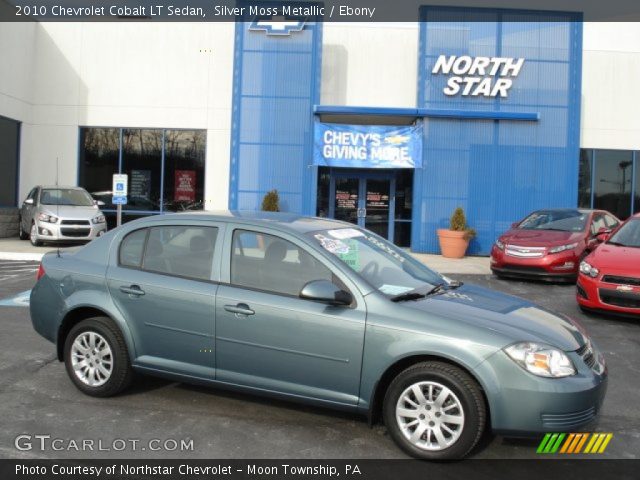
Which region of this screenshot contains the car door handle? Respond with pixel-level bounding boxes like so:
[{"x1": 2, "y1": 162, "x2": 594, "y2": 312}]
[
  {"x1": 120, "y1": 285, "x2": 145, "y2": 296},
  {"x1": 224, "y1": 303, "x2": 255, "y2": 316}
]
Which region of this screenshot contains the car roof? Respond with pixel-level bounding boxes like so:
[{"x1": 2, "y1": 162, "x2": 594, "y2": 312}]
[
  {"x1": 38, "y1": 185, "x2": 87, "y2": 190},
  {"x1": 136, "y1": 210, "x2": 355, "y2": 235}
]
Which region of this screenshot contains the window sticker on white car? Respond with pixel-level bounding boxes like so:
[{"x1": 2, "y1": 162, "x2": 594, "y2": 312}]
[
  {"x1": 379, "y1": 284, "x2": 414, "y2": 296},
  {"x1": 327, "y1": 228, "x2": 365, "y2": 239},
  {"x1": 314, "y1": 234, "x2": 350, "y2": 254}
]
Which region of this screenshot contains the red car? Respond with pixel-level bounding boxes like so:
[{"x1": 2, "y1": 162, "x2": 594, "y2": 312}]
[
  {"x1": 577, "y1": 213, "x2": 640, "y2": 317},
  {"x1": 490, "y1": 209, "x2": 620, "y2": 282}
]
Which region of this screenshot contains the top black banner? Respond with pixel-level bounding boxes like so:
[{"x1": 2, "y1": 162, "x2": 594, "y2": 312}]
[{"x1": 3, "y1": 0, "x2": 640, "y2": 22}]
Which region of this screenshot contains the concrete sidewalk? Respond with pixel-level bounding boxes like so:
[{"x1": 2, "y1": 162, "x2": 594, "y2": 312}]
[{"x1": 0, "y1": 236, "x2": 491, "y2": 274}]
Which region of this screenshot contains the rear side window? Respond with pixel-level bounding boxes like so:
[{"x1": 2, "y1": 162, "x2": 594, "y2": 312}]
[
  {"x1": 142, "y1": 226, "x2": 218, "y2": 281},
  {"x1": 119, "y1": 229, "x2": 148, "y2": 267}
]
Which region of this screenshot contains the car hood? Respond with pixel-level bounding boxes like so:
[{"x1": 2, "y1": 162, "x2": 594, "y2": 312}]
[
  {"x1": 40, "y1": 205, "x2": 100, "y2": 219},
  {"x1": 501, "y1": 229, "x2": 583, "y2": 247},
  {"x1": 588, "y1": 243, "x2": 640, "y2": 273},
  {"x1": 400, "y1": 283, "x2": 586, "y2": 351}
]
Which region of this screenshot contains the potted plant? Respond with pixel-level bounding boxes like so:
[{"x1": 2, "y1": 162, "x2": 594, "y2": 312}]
[
  {"x1": 261, "y1": 189, "x2": 280, "y2": 212},
  {"x1": 437, "y1": 207, "x2": 476, "y2": 258}
]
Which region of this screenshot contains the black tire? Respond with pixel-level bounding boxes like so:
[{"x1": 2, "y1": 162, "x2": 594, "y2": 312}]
[
  {"x1": 30, "y1": 221, "x2": 42, "y2": 246},
  {"x1": 18, "y1": 217, "x2": 28, "y2": 240},
  {"x1": 63, "y1": 317, "x2": 133, "y2": 397},
  {"x1": 383, "y1": 361, "x2": 486, "y2": 460}
]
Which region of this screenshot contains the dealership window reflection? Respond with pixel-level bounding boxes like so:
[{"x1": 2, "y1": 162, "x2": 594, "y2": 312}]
[{"x1": 78, "y1": 127, "x2": 206, "y2": 221}]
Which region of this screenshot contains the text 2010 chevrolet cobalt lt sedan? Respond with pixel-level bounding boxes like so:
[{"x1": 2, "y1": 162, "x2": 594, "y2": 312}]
[{"x1": 30, "y1": 211, "x2": 607, "y2": 460}]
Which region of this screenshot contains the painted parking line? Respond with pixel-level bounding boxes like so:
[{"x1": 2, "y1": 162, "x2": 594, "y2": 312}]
[{"x1": 0, "y1": 290, "x2": 31, "y2": 308}]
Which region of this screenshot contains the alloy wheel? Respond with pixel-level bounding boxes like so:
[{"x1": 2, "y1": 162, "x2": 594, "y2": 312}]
[
  {"x1": 395, "y1": 381, "x2": 465, "y2": 451},
  {"x1": 70, "y1": 332, "x2": 113, "y2": 387}
]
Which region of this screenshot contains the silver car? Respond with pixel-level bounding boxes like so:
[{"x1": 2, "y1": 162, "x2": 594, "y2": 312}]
[{"x1": 19, "y1": 185, "x2": 108, "y2": 246}]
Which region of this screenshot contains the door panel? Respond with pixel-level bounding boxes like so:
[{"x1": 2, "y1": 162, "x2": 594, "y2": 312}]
[
  {"x1": 108, "y1": 268, "x2": 217, "y2": 378},
  {"x1": 215, "y1": 286, "x2": 366, "y2": 404}
]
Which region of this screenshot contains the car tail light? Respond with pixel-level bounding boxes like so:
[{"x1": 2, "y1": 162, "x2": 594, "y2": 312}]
[{"x1": 36, "y1": 264, "x2": 45, "y2": 281}]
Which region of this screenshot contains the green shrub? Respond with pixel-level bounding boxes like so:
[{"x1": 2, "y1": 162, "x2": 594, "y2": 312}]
[
  {"x1": 449, "y1": 207, "x2": 476, "y2": 239},
  {"x1": 261, "y1": 189, "x2": 280, "y2": 212}
]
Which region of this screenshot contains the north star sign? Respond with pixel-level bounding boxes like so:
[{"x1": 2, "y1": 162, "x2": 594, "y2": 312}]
[{"x1": 432, "y1": 55, "x2": 525, "y2": 98}]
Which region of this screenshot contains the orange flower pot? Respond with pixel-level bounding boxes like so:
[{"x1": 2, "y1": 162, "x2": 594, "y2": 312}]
[{"x1": 437, "y1": 229, "x2": 470, "y2": 259}]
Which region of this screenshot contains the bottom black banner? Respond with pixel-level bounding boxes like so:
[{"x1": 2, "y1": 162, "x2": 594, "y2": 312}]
[{"x1": 1, "y1": 459, "x2": 638, "y2": 480}]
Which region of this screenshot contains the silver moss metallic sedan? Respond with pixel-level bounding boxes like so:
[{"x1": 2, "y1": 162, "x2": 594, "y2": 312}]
[{"x1": 30, "y1": 211, "x2": 607, "y2": 459}]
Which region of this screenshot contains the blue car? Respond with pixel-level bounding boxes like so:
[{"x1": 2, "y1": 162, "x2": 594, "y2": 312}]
[{"x1": 30, "y1": 211, "x2": 607, "y2": 459}]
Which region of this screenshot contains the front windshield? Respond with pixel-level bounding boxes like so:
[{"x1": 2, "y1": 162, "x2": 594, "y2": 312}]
[
  {"x1": 41, "y1": 188, "x2": 94, "y2": 207},
  {"x1": 517, "y1": 210, "x2": 587, "y2": 232},
  {"x1": 308, "y1": 227, "x2": 445, "y2": 296},
  {"x1": 608, "y1": 219, "x2": 640, "y2": 248}
]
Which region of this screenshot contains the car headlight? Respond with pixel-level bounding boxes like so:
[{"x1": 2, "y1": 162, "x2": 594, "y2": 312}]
[
  {"x1": 37, "y1": 213, "x2": 58, "y2": 223},
  {"x1": 495, "y1": 239, "x2": 505, "y2": 250},
  {"x1": 504, "y1": 342, "x2": 576, "y2": 378},
  {"x1": 92, "y1": 214, "x2": 106, "y2": 224},
  {"x1": 549, "y1": 242, "x2": 579, "y2": 254},
  {"x1": 579, "y1": 261, "x2": 599, "y2": 278}
]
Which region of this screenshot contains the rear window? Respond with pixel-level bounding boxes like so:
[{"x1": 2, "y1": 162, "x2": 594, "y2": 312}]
[{"x1": 119, "y1": 229, "x2": 148, "y2": 267}]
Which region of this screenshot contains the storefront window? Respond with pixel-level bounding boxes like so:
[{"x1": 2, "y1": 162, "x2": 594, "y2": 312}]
[
  {"x1": 635, "y1": 156, "x2": 640, "y2": 214},
  {"x1": 163, "y1": 130, "x2": 205, "y2": 211},
  {"x1": 78, "y1": 127, "x2": 206, "y2": 218},
  {"x1": 0, "y1": 115, "x2": 20, "y2": 206},
  {"x1": 593, "y1": 150, "x2": 633, "y2": 219},
  {"x1": 578, "y1": 149, "x2": 592, "y2": 209}
]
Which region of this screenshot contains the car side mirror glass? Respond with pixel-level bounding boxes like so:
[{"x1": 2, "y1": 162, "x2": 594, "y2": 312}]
[
  {"x1": 24, "y1": 198, "x2": 34, "y2": 205},
  {"x1": 299, "y1": 279, "x2": 352, "y2": 306},
  {"x1": 95, "y1": 200, "x2": 106, "y2": 206}
]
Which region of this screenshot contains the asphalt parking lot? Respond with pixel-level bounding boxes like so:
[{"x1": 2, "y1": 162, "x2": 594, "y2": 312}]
[{"x1": 0, "y1": 262, "x2": 638, "y2": 460}]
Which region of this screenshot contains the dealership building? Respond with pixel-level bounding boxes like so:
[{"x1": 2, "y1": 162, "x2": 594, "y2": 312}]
[{"x1": 1, "y1": 7, "x2": 640, "y2": 254}]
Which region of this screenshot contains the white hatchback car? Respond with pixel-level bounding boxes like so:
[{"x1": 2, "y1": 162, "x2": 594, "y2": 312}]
[{"x1": 19, "y1": 186, "x2": 107, "y2": 246}]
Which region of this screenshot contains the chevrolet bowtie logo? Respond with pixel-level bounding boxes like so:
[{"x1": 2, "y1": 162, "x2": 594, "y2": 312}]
[{"x1": 249, "y1": 17, "x2": 306, "y2": 35}]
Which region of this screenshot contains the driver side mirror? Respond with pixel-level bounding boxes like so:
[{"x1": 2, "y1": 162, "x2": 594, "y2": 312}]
[
  {"x1": 24, "y1": 198, "x2": 34, "y2": 205},
  {"x1": 510, "y1": 222, "x2": 519, "y2": 229},
  {"x1": 94, "y1": 200, "x2": 106, "y2": 206},
  {"x1": 299, "y1": 280, "x2": 352, "y2": 306}
]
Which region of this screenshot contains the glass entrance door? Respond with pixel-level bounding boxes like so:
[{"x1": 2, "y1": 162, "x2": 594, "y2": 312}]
[{"x1": 329, "y1": 173, "x2": 393, "y2": 241}]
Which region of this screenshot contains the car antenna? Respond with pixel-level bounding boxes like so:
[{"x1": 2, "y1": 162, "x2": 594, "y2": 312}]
[{"x1": 56, "y1": 156, "x2": 61, "y2": 258}]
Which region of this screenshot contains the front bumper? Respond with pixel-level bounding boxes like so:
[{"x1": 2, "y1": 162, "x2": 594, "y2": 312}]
[
  {"x1": 490, "y1": 246, "x2": 579, "y2": 281},
  {"x1": 477, "y1": 347, "x2": 607, "y2": 434},
  {"x1": 577, "y1": 273, "x2": 640, "y2": 317},
  {"x1": 34, "y1": 219, "x2": 107, "y2": 243}
]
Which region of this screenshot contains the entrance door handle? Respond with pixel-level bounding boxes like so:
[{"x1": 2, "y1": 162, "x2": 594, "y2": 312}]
[
  {"x1": 224, "y1": 303, "x2": 255, "y2": 317},
  {"x1": 120, "y1": 285, "x2": 145, "y2": 296}
]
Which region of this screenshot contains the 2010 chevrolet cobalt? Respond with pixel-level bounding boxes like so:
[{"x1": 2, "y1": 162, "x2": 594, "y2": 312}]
[{"x1": 30, "y1": 211, "x2": 607, "y2": 460}]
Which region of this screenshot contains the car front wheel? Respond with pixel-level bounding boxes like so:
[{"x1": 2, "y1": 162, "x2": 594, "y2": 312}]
[
  {"x1": 30, "y1": 222, "x2": 42, "y2": 246},
  {"x1": 383, "y1": 361, "x2": 486, "y2": 460},
  {"x1": 63, "y1": 317, "x2": 133, "y2": 397}
]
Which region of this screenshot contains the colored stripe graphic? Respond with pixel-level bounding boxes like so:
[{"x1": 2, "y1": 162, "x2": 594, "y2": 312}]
[{"x1": 538, "y1": 433, "x2": 613, "y2": 454}]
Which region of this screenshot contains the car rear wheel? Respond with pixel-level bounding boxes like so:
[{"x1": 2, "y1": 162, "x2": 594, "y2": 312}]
[
  {"x1": 18, "y1": 217, "x2": 28, "y2": 240},
  {"x1": 383, "y1": 361, "x2": 486, "y2": 460},
  {"x1": 30, "y1": 222, "x2": 42, "y2": 246},
  {"x1": 63, "y1": 317, "x2": 133, "y2": 397}
]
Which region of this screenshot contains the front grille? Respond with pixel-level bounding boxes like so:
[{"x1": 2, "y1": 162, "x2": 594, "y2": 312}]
[
  {"x1": 602, "y1": 275, "x2": 640, "y2": 287},
  {"x1": 60, "y1": 220, "x2": 91, "y2": 226},
  {"x1": 599, "y1": 288, "x2": 640, "y2": 309},
  {"x1": 505, "y1": 245, "x2": 546, "y2": 258},
  {"x1": 541, "y1": 407, "x2": 597, "y2": 429},
  {"x1": 61, "y1": 228, "x2": 91, "y2": 238}
]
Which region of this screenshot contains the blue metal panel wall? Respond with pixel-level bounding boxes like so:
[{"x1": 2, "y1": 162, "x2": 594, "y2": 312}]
[
  {"x1": 415, "y1": 8, "x2": 582, "y2": 255},
  {"x1": 229, "y1": 20, "x2": 322, "y2": 214}
]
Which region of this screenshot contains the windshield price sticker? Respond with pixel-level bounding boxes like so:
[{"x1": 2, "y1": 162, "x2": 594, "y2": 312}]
[
  {"x1": 314, "y1": 234, "x2": 350, "y2": 255},
  {"x1": 328, "y1": 228, "x2": 365, "y2": 239}
]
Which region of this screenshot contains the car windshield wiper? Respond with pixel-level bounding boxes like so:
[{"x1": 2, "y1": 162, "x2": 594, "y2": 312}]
[{"x1": 390, "y1": 291, "x2": 427, "y2": 302}]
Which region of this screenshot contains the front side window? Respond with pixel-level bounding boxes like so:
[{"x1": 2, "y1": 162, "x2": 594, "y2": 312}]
[
  {"x1": 607, "y1": 219, "x2": 640, "y2": 248},
  {"x1": 40, "y1": 188, "x2": 94, "y2": 207},
  {"x1": 231, "y1": 230, "x2": 333, "y2": 296},
  {"x1": 308, "y1": 227, "x2": 444, "y2": 297},
  {"x1": 142, "y1": 226, "x2": 217, "y2": 281},
  {"x1": 518, "y1": 210, "x2": 588, "y2": 233}
]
